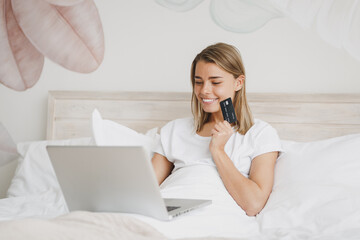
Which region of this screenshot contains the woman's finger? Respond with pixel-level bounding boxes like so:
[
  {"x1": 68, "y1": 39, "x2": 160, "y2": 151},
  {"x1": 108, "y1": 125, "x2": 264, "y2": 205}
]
[
  {"x1": 214, "y1": 121, "x2": 229, "y2": 132},
  {"x1": 211, "y1": 129, "x2": 218, "y2": 136}
]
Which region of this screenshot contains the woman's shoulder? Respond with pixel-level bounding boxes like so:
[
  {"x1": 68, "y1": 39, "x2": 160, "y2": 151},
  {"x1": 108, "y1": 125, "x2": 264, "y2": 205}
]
[{"x1": 245, "y1": 118, "x2": 278, "y2": 137}]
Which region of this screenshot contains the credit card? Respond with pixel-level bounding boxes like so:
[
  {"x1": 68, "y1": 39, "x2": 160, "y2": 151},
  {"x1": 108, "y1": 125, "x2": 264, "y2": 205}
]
[{"x1": 220, "y1": 98, "x2": 237, "y2": 123}]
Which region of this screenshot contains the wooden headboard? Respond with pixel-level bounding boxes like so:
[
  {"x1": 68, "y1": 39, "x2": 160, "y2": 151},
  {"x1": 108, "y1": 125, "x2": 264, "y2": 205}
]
[{"x1": 47, "y1": 91, "x2": 360, "y2": 142}]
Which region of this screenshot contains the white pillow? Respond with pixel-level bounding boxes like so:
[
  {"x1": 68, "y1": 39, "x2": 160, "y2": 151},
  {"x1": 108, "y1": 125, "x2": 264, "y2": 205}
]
[
  {"x1": 3, "y1": 137, "x2": 93, "y2": 220},
  {"x1": 91, "y1": 109, "x2": 159, "y2": 155},
  {"x1": 257, "y1": 134, "x2": 360, "y2": 235}
]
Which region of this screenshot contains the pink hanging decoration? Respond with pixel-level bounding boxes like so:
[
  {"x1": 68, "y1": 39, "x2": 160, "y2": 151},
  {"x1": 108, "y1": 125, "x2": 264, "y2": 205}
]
[
  {"x1": 0, "y1": 0, "x2": 44, "y2": 91},
  {"x1": 0, "y1": 122, "x2": 18, "y2": 166},
  {"x1": 11, "y1": 0, "x2": 105, "y2": 74}
]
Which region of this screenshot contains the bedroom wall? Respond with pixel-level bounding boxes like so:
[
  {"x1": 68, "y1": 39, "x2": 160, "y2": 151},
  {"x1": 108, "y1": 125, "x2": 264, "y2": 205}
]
[{"x1": 1, "y1": 0, "x2": 360, "y2": 142}]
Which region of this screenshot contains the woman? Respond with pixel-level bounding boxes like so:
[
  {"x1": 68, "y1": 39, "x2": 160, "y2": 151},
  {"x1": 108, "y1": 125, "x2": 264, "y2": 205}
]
[{"x1": 152, "y1": 43, "x2": 282, "y2": 216}]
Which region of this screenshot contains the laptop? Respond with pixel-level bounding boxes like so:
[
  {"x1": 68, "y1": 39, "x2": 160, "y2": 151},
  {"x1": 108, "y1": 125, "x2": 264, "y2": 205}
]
[{"x1": 46, "y1": 145, "x2": 211, "y2": 221}]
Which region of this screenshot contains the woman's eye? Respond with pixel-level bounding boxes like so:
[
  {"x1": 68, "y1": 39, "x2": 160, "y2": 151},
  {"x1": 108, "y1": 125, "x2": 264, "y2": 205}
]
[
  {"x1": 212, "y1": 82, "x2": 221, "y2": 85},
  {"x1": 195, "y1": 81, "x2": 203, "y2": 85}
]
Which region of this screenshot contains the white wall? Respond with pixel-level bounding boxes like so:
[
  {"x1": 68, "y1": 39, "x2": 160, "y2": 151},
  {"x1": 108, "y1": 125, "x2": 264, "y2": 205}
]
[{"x1": 1, "y1": 0, "x2": 360, "y2": 142}]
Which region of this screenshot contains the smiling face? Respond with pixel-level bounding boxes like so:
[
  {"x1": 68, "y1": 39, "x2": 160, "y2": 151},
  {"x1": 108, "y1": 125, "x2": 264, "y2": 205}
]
[{"x1": 194, "y1": 60, "x2": 243, "y2": 122}]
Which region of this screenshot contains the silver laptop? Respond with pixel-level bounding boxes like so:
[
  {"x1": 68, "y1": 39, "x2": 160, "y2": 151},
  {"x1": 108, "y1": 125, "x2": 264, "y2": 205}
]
[{"x1": 46, "y1": 146, "x2": 211, "y2": 221}]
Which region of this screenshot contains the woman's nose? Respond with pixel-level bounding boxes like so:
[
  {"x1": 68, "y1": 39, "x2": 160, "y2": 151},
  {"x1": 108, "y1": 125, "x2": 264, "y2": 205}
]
[{"x1": 201, "y1": 81, "x2": 211, "y2": 94}]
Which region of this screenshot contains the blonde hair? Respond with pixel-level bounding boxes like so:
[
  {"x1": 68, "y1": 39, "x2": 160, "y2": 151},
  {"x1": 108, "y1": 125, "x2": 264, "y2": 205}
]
[{"x1": 190, "y1": 43, "x2": 254, "y2": 135}]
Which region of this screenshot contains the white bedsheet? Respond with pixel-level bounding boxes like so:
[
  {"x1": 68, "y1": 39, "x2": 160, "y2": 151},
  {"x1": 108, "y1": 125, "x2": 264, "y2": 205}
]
[{"x1": 0, "y1": 211, "x2": 167, "y2": 240}]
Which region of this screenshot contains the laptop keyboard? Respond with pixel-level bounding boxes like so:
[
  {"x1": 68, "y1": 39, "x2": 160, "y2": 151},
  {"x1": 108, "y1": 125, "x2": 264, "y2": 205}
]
[{"x1": 166, "y1": 206, "x2": 180, "y2": 212}]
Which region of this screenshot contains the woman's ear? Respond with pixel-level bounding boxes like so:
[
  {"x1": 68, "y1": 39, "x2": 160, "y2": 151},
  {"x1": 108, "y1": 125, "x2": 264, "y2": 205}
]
[{"x1": 235, "y1": 75, "x2": 245, "y2": 91}]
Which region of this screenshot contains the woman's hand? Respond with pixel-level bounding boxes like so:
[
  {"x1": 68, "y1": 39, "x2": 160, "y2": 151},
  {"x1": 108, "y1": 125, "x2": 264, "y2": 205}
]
[{"x1": 209, "y1": 121, "x2": 233, "y2": 153}]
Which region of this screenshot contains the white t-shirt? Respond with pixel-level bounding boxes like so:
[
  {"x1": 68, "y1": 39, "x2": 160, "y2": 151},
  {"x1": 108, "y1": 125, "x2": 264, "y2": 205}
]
[{"x1": 154, "y1": 117, "x2": 283, "y2": 178}]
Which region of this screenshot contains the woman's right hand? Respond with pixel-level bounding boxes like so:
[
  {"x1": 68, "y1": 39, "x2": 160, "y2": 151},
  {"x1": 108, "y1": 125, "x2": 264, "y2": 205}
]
[{"x1": 209, "y1": 121, "x2": 233, "y2": 154}]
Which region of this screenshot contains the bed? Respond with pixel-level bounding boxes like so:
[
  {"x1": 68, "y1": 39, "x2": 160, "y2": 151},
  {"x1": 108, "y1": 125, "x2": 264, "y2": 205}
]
[
  {"x1": 45, "y1": 91, "x2": 360, "y2": 141},
  {"x1": 1, "y1": 91, "x2": 360, "y2": 239}
]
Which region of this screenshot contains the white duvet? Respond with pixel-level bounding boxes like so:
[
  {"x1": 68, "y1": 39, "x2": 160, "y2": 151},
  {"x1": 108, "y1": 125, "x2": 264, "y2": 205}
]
[{"x1": 133, "y1": 165, "x2": 260, "y2": 238}]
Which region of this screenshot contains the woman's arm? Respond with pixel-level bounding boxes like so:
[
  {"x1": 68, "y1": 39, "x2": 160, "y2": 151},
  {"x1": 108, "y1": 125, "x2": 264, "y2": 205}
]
[
  {"x1": 151, "y1": 153, "x2": 174, "y2": 185},
  {"x1": 211, "y1": 150, "x2": 277, "y2": 216},
  {"x1": 210, "y1": 121, "x2": 278, "y2": 216}
]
